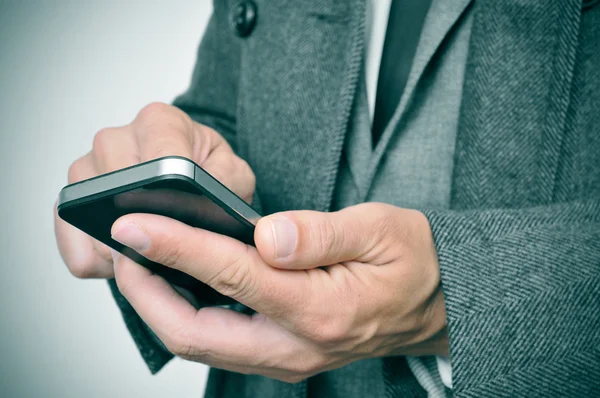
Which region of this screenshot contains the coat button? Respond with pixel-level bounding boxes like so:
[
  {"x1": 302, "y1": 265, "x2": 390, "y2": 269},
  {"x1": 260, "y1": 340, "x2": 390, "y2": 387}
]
[{"x1": 230, "y1": 1, "x2": 257, "y2": 38}]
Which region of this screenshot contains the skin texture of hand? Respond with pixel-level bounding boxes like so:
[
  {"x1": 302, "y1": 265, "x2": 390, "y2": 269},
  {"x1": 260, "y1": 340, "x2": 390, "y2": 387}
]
[
  {"x1": 54, "y1": 102, "x2": 255, "y2": 280},
  {"x1": 111, "y1": 202, "x2": 449, "y2": 383}
]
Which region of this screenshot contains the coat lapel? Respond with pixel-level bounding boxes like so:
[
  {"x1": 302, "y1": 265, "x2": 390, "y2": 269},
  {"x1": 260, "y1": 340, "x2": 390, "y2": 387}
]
[
  {"x1": 365, "y1": 0, "x2": 474, "y2": 192},
  {"x1": 241, "y1": 0, "x2": 366, "y2": 213},
  {"x1": 451, "y1": 0, "x2": 582, "y2": 210},
  {"x1": 237, "y1": 0, "x2": 365, "y2": 395}
]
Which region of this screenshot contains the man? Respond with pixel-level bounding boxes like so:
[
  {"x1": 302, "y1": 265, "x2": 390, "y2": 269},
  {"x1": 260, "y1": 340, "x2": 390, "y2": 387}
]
[{"x1": 55, "y1": 0, "x2": 600, "y2": 397}]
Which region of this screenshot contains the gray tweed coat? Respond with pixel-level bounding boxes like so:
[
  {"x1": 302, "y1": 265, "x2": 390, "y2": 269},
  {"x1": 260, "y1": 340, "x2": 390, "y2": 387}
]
[{"x1": 109, "y1": 0, "x2": 600, "y2": 396}]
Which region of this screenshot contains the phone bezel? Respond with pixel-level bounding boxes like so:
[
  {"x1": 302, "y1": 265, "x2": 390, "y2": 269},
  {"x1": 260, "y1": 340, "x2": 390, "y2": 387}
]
[
  {"x1": 57, "y1": 156, "x2": 261, "y2": 228},
  {"x1": 57, "y1": 156, "x2": 260, "y2": 306}
]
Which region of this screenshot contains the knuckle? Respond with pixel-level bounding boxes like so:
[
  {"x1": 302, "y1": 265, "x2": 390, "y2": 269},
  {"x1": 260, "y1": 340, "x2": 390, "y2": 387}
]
[
  {"x1": 92, "y1": 127, "x2": 116, "y2": 157},
  {"x1": 239, "y1": 159, "x2": 256, "y2": 185},
  {"x1": 115, "y1": 277, "x2": 131, "y2": 297},
  {"x1": 135, "y1": 102, "x2": 190, "y2": 135},
  {"x1": 67, "y1": 252, "x2": 98, "y2": 279},
  {"x1": 373, "y1": 203, "x2": 398, "y2": 230},
  {"x1": 164, "y1": 330, "x2": 195, "y2": 358},
  {"x1": 311, "y1": 324, "x2": 345, "y2": 346},
  {"x1": 289, "y1": 361, "x2": 316, "y2": 376},
  {"x1": 208, "y1": 250, "x2": 254, "y2": 299},
  {"x1": 135, "y1": 102, "x2": 171, "y2": 125},
  {"x1": 114, "y1": 267, "x2": 135, "y2": 297},
  {"x1": 281, "y1": 358, "x2": 325, "y2": 382},
  {"x1": 198, "y1": 123, "x2": 217, "y2": 137},
  {"x1": 151, "y1": 236, "x2": 186, "y2": 269},
  {"x1": 404, "y1": 302, "x2": 433, "y2": 336},
  {"x1": 315, "y1": 217, "x2": 339, "y2": 257},
  {"x1": 369, "y1": 204, "x2": 404, "y2": 243},
  {"x1": 69, "y1": 262, "x2": 94, "y2": 279},
  {"x1": 145, "y1": 145, "x2": 180, "y2": 161},
  {"x1": 134, "y1": 103, "x2": 193, "y2": 159},
  {"x1": 198, "y1": 123, "x2": 221, "y2": 146},
  {"x1": 162, "y1": 319, "x2": 208, "y2": 360},
  {"x1": 135, "y1": 103, "x2": 171, "y2": 140},
  {"x1": 303, "y1": 315, "x2": 352, "y2": 346},
  {"x1": 67, "y1": 158, "x2": 86, "y2": 183},
  {"x1": 279, "y1": 374, "x2": 309, "y2": 384}
]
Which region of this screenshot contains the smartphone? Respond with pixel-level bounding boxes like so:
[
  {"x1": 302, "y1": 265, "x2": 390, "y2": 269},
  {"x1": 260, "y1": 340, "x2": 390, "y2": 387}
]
[{"x1": 57, "y1": 156, "x2": 261, "y2": 306}]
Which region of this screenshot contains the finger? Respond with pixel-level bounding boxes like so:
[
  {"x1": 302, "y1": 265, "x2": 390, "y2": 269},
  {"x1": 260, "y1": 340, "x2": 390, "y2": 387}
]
[
  {"x1": 57, "y1": 155, "x2": 114, "y2": 278},
  {"x1": 89, "y1": 124, "x2": 144, "y2": 264},
  {"x1": 55, "y1": 204, "x2": 114, "y2": 278},
  {"x1": 67, "y1": 153, "x2": 113, "y2": 269},
  {"x1": 199, "y1": 129, "x2": 255, "y2": 203},
  {"x1": 132, "y1": 103, "x2": 255, "y2": 202},
  {"x1": 90, "y1": 126, "x2": 139, "y2": 173},
  {"x1": 67, "y1": 152, "x2": 96, "y2": 184},
  {"x1": 112, "y1": 251, "x2": 305, "y2": 377},
  {"x1": 68, "y1": 152, "x2": 116, "y2": 262},
  {"x1": 254, "y1": 205, "x2": 382, "y2": 270},
  {"x1": 132, "y1": 103, "x2": 195, "y2": 161},
  {"x1": 112, "y1": 251, "x2": 198, "y2": 343},
  {"x1": 110, "y1": 213, "x2": 311, "y2": 319}
]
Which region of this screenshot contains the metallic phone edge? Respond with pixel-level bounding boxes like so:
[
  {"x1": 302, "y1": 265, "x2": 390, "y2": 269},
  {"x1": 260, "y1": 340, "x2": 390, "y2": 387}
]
[
  {"x1": 58, "y1": 157, "x2": 195, "y2": 208},
  {"x1": 192, "y1": 165, "x2": 262, "y2": 226}
]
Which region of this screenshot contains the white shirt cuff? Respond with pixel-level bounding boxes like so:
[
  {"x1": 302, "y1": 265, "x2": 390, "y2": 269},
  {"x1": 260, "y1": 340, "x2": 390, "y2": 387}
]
[{"x1": 436, "y1": 355, "x2": 453, "y2": 389}]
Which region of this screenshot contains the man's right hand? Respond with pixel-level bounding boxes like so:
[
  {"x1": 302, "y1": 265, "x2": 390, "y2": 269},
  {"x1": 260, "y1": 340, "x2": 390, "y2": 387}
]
[{"x1": 55, "y1": 102, "x2": 255, "y2": 279}]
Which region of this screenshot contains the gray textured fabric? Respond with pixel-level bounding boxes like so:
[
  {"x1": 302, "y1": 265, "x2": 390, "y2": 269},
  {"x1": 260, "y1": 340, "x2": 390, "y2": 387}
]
[
  {"x1": 107, "y1": 0, "x2": 600, "y2": 397},
  {"x1": 422, "y1": 1, "x2": 600, "y2": 396},
  {"x1": 332, "y1": 0, "x2": 474, "y2": 396}
]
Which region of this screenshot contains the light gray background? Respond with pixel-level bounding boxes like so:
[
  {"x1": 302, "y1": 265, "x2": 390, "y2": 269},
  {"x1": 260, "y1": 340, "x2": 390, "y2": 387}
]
[{"x1": 0, "y1": 1, "x2": 213, "y2": 396}]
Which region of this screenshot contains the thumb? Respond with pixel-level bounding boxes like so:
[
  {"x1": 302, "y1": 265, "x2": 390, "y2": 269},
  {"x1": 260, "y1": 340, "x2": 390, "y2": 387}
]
[{"x1": 254, "y1": 207, "x2": 376, "y2": 270}]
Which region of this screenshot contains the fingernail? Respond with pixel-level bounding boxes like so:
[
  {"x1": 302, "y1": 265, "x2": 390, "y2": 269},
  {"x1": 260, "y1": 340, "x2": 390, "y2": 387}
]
[
  {"x1": 111, "y1": 223, "x2": 151, "y2": 252},
  {"x1": 268, "y1": 216, "x2": 297, "y2": 259}
]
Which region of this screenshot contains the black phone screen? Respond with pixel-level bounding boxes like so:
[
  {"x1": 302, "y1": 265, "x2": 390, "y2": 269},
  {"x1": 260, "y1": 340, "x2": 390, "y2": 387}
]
[{"x1": 58, "y1": 177, "x2": 254, "y2": 306}]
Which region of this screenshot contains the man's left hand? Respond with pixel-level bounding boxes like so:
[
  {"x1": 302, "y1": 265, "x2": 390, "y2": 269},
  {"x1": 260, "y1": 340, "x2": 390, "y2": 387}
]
[{"x1": 111, "y1": 202, "x2": 448, "y2": 383}]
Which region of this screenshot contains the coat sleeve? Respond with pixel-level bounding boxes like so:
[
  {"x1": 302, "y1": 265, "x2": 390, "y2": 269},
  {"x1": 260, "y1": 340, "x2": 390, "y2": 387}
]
[
  {"x1": 422, "y1": 198, "x2": 600, "y2": 396},
  {"x1": 108, "y1": 1, "x2": 245, "y2": 374}
]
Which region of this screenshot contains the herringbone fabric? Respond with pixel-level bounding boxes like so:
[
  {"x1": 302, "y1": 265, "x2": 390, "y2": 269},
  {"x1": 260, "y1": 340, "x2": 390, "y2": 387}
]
[{"x1": 107, "y1": 0, "x2": 600, "y2": 396}]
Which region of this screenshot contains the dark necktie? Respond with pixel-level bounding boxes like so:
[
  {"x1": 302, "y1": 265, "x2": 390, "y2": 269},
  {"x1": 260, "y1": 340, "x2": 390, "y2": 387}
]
[{"x1": 372, "y1": 0, "x2": 433, "y2": 147}]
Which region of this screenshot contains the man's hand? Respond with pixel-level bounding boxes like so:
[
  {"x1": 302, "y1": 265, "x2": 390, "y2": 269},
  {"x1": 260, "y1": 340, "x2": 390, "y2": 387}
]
[
  {"x1": 55, "y1": 102, "x2": 255, "y2": 279},
  {"x1": 111, "y1": 202, "x2": 448, "y2": 383}
]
